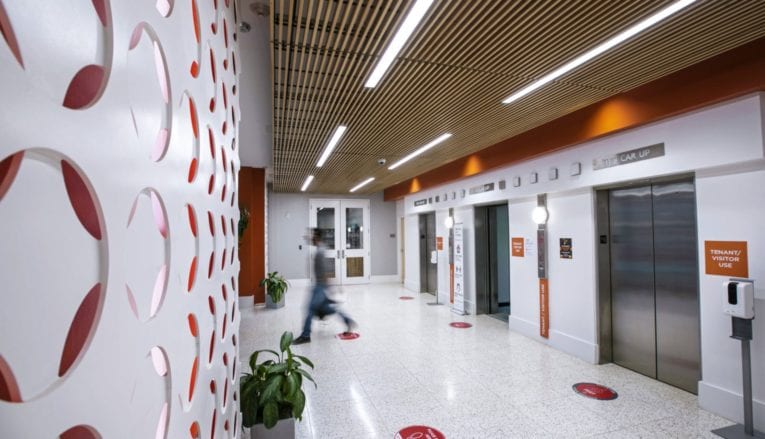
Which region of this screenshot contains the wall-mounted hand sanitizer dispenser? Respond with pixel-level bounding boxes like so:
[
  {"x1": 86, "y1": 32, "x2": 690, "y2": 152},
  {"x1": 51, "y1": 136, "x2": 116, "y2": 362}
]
[{"x1": 723, "y1": 280, "x2": 754, "y2": 319}]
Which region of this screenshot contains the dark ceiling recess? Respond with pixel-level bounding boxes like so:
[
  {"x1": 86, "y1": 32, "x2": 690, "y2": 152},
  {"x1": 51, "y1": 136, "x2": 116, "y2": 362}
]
[{"x1": 270, "y1": 0, "x2": 765, "y2": 194}]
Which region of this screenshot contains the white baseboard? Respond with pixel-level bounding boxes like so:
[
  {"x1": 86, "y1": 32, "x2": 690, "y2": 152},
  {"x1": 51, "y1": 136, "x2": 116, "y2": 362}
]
[
  {"x1": 699, "y1": 381, "x2": 765, "y2": 430},
  {"x1": 404, "y1": 279, "x2": 419, "y2": 293},
  {"x1": 507, "y1": 315, "x2": 598, "y2": 364},
  {"x1": 371, "y1": 275, "x2": 400, "y2": 284},
  {"x1": 287, "y1": 278, "x2": 310, "y2": 287},
  {"x1": 550, "y1": 330, "x2": 598, "y2": 364}
]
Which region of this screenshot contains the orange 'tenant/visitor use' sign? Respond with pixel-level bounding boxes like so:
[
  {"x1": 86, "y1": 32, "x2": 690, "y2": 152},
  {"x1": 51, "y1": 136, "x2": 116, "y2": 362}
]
[
  {"x1": 511, "y1": 237, "x2": 524, "y2": 257},
  {"x1": 539, "y1": 279, "x2": 549, "y2": 339},
  {"x1": 704, "y1": 241, "x2": 748, "y2": 278},
  {"x1": 436, "y1": 236, "x2": 443, "y2": 251}
]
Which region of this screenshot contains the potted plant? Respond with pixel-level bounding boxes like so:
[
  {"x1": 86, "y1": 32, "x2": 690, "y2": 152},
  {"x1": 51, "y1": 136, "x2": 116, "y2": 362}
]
[
  {"x1": 241, "y1": 331, "x2": 316, "y2": 438},
  {"x1": 260, "y1": 271, "x2": 289, "y2": 309}
]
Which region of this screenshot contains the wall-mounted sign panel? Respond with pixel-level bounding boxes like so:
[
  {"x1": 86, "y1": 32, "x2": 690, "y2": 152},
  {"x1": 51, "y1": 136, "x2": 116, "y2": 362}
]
[
  {"x1": 593, "y1": 143, "x2": 665, "y2": 170},
  {"x1": 539, "y1": 278, "x2": 549, "y2": 339},
  {"x1": 469, "y1": 182, "x2": 495, "y2": 195},
  {"x1": 704, "y1": 240, "x2": 748, "y2": 277},
  {"x1": 452, "y1": 223, "x2": 465, "y2": 315},
  {"x1": 436, "y1": 236, "x2": 443, "y2": 251},
  {"x1": 560, "y1": 238, "x2": 572, "y2": 259},
  {"x1": 511, "y1": 237, "x2": 524, "y2": 257},
  {"x1": 414, "y1": 199, "x2": 427, "y2": 207}
]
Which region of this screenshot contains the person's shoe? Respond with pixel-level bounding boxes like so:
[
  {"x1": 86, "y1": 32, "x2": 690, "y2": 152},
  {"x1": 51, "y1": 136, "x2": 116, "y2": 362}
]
[
  {"x1": 345, "y1": 319, "x2": 358, "y2": 334},
  {"x1": 292, "y1": 336, "x2": 311, "y2": 345}
]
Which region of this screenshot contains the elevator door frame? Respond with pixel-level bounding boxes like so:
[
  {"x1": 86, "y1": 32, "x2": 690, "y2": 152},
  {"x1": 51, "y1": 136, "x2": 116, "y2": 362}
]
[
  {"x1": 474, "y1": 203, "x2": 510, "y2": 316},
  {"x1": 595, "y1": 174, "x2": 701, "y2": 394}
]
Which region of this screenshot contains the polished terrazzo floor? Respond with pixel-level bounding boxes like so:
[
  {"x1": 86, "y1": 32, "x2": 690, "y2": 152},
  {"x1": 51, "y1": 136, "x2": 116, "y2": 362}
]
[{"x1": 239, "y1": 283, "x2": 734, "y2": 438}]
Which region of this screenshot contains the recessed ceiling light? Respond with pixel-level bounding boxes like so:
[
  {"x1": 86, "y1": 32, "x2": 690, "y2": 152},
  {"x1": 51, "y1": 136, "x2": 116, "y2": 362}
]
[
  {"x1": 364, "y1": 0, "x2": 434, "y2": 88},
  {"x1": 316, "y1": 125, "x2": 347, "y2": 167},
  {"x1": 301, "y1": 175, "x2": 314, "y2": 192},
  {"x1": 502, "y1": 0, "x2": 697, "y2": 104},
  {"x1": 350, "y1": 177, "x2": 375, "y2": 193},
  {"x1": 388, "y1": 133, "x2": 452, "y2": 170}
]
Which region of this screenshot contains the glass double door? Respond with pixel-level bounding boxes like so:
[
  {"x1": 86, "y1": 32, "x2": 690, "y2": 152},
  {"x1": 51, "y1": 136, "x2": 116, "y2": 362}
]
[{"x1": 309, "y1": 199, "x2": 371, "y2": 285}]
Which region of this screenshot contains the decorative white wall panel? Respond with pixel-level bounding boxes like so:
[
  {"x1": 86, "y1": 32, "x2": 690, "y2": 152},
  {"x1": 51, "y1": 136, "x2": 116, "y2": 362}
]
[{"x1": 0, "y1": 1, "x2": 241, "y2": 438}]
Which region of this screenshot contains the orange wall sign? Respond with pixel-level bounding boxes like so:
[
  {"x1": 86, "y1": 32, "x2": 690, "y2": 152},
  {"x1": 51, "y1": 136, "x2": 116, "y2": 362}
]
[
  {"x1": 436, "y1": 236, "x2": 443, "y2": 251},
  {"x1": 705, "y1": 241, "x2": 748, "y2": 277},
  {"x1": 539, "y1": 279, "x2": 549, "y2": 339},
  {"x1": 511, "y1": 237, "x2": 524, "y2": 257}
]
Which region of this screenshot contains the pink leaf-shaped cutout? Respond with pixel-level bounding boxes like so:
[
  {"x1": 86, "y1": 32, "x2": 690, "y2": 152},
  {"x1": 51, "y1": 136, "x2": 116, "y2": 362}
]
[
  {"x1": 59, "y1": 283, "x2": 103, "y2": 377},
  {"x1": 63, "y1": 65, "x2": 106, "y2": 110},
  {"x1": 60, "y1": 425, "x2": 101, "y2": 439},
  {"x1": 152, "y1": 129, "x2": 169, "y2": 162},
  {"x1": 61, "y1": 160, "x2": 102, "y2": 240},
  {"x1": 150, "y1": 264, "x2": 168, "y2": 317},
  {"x1": 150, "y1": 190, "x2": 168, "y2": 238},
  {"x1": 150, "y1": 347, "x2": 168, "y2": 376},
  {"x1": 91, "y1": 0, "x2": 107, "y2": 26},
  {"x1": 153, "y1": 41, "x2": 169, "y2": 103},
  {"x1": 155, "y1": 0, "x2": 172, "y2": 17},
  {"x1": 0, "y1": 355, "x2": 21, "y2": 402},
  {"x1": 0, "y1": 1, "x2": 23, "y2": 67},
  {"x1": 155, "y1": 402, "x2": 168, "y2": 439},
  {"x1": 126, "y1": 285, "x2": 139, "y2": 319},
  {"x1": 0, "y1": 151, "x2": 23, "y2": 202}
]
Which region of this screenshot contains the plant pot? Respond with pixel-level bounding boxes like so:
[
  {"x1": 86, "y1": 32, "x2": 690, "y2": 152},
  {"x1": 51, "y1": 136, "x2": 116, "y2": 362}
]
[
  {"x1": 265, "y1": 294, "x2": 284, "y2": 309},
  {"x1": 250, "y1": 417, "x2": 295, "y2": 439}
]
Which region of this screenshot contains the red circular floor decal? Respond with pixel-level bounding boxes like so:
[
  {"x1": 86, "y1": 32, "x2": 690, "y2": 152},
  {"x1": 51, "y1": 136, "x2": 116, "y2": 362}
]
[
  {"x1": 399, "y1": 296, "x2": 414, "y2": 300},
  {"x1": 449, "y1": 322, "x2": 472, "y2": 328},
  {"x1": 395, "y1": 425, "x2": 445, "y2": 439},
  {"x1": 572, "y1": 382, "x2": 618, "y2": 400},
  {"x1": 336, "y1": 332, "x2": 360, "y2": 340}
]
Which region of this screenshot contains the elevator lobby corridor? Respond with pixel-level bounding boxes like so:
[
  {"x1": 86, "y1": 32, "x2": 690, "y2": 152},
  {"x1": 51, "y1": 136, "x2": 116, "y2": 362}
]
[{"x1": 239, "y1": 283, "x2": 732, "y2": 438}]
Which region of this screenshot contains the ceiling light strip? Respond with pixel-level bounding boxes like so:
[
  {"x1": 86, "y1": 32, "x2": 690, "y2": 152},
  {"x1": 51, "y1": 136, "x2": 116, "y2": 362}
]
[
  {"x1": 316, "y1": 125, "x2": 347, "y2": 167},
  {"x1": 388, "y1": 133, "x2": 452, "y2": 170},
  {"x1": 502, "y1": 0, "x2": 697, "y2": 104},
  {"x1": 300, "y1": 175, "x2": 314, "y2": 192},
  {"x1": 350, "y1": 177, "x2": 375, "y2": 193},
  {"x1": 364, "y1": 0, "x2": 434, "y2": 88}
]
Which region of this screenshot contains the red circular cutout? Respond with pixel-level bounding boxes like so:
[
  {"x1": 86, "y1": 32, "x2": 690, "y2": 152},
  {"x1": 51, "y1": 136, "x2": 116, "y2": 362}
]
[
  {"x1": 573, "y1": 383, "x2": 618, "y2": 400},
  {"x1": 399, "y1": 296, "x2": 414, "y2": 300},
  {"x1": 336, "y1": 332, "x2": 360, "y2": 340},
  {"x1": 449, "y1": 322, "x2": 472, "y2": 328},
  {"x1": 395, "y1": 425, "x2": 446, "y2": 439}
]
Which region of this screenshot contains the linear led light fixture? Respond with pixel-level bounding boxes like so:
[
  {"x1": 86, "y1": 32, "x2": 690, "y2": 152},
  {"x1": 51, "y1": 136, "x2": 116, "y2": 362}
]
[
  {"x1": 316, "y1": 125, "x2": 347, "y2": 167},
  {"x1": 502, "y1": 0, "x2": 697, "y2": 104},
  {"x1": 388, "y1": 133, "x2": 452, "y2": 170},
  {"x1": 350, "y1": 177, "x2": 375, "y2": 193},
  {"x1": 364, "y1": 0, "x2": 434, "y2": 88},
  {"x1": 300, "y1": 175, "x2": 314, "y2": 192}
]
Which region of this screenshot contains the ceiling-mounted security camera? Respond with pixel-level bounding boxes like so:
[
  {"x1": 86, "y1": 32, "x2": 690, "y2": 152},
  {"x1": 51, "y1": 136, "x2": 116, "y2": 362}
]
[
  {"x1": 377, "y1": 158, "x2": 387, "y2": 166},
  {"x1": 239, "y1": 21, "x2": 251, "y2": 33}
]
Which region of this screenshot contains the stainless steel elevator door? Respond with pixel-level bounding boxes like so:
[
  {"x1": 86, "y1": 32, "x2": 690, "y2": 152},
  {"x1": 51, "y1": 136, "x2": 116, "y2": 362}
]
[
  {"x1": 419, "y1": 213, "x2": 437, "y2": 294},
  {"x1": 609, "y1": 186, "x2": 657, "y2": 379},
  {"x1": 652, "y1": 181, "x2": 700, "y2": 394}
]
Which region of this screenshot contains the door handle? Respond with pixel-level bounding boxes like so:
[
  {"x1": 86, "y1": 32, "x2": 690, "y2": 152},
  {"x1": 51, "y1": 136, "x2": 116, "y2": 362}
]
[
  {"x1": 341, "y1": 250, "x2": 345, "y2": 259},
  {"x1": 337, "y1": 250, "x2": 340, "y2": 259}
]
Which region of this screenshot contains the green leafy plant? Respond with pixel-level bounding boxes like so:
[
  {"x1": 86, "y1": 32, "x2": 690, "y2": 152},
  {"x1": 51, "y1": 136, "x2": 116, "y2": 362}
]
[
  {"x1": 260, "y1": 271, "x2": 289, "y2": 304},
  {"x1": 240, "y1": 331, "x2": 316, "y2": 429},
  {"x1": 238, "y1": 205, "x2": 250, "y2": 242}
]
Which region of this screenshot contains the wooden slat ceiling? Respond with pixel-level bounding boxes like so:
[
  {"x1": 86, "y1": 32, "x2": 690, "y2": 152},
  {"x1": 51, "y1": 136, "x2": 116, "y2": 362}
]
[{"x1": 268, "y1": 0, "x2": 765, "y2": 194}]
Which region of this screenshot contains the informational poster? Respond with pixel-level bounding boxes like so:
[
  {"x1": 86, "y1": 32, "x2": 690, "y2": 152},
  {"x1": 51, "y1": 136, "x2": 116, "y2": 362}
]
[
  {"x1": 539, "y1": 278, "x2": 549, "y2": 339},
  {"x1": 704, "y1": 241, "x2": 748, "y2": 277},
  {"x1": 436, "y1": 236, "x2": 443, "y2": 250},
  {"x1": 452, "y1": 222, "x2": 465, "y2": 315},
  {"x1": 511, "y1": 237, "x2": 524, "y2": 257},
  {"x1": 525, "y1": 237, "x2": 536, "y2": 257},
  {"x1": 560, "y1": 238, "x2": 572, "y2": 259}
]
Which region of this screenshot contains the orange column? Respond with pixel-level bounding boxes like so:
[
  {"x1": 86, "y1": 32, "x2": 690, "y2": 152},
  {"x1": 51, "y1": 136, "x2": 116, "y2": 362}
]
[{"x1": 238, "y1": 167, "x2": 266, "y2": 302}]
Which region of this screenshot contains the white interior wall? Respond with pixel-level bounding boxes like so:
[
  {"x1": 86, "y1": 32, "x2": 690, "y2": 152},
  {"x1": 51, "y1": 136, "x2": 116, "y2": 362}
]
[
  {"x1": 399, "y1": 93, "x2": 765, "y2": 426},
  {"x1": 404, "y1": 214, "x2": 420, "y2": 292},
  {"x1": 436, "y1": 209, "x2": 450, "y2": 304},
  {"x1": 696, "y1": 166, "x2": 765, "y2": 429}
]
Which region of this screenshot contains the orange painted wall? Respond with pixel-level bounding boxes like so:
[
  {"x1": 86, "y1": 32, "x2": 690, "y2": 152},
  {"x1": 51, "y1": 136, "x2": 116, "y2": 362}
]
[
  {"x1": 238, "y1": 167, "x2": 266, "y2": 302},
  {"x1": 384, "y1": 37, "x2": 765, "y2": 201}
]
